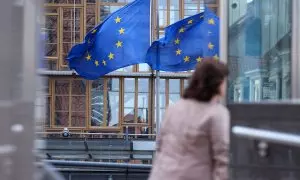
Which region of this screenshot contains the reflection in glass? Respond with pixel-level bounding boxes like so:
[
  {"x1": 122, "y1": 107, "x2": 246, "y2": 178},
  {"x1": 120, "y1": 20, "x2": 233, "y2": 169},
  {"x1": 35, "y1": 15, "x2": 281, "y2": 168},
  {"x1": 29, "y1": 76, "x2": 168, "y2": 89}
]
[
  {"x1": 169, "y1": 79, "x2": 180, "y2": 105},
  {"x1": 55, "y1": 80, "x2": 69, "y2": 95},
  {"x1": 138, "y1": 79, "x2": 149, "y2": 124},
  {"x1": 91, "y1": 79, "x2": 105, "y2": 126},
  {"x1": 170, "y1": 0, "x2": 180, "y2": 24},
  {"x1": 54, "y1": 80, "x2": 70, "y2": 126},
  {"x1": 107, "y1": 78, "x2": 120, "y2": 127},
  {"x1": 158, "y1": 0, "x2": 167, "y2": 27},
  {"x1": 183, "y1": 0, "x2": 205, "y2": 18},
  {"x1": 100, "y1": 5, "x2": 122, "y2": 21},
  {"x1": 55, "y1": 112, "x2": 69, "y2": 126},
  {"x1": 228, "y1": 0, "x2": 291, "y2": 102},
  {"x1": 155, "y1": 79, "x2": 166, "y2": 128},
  {"x1": 123, "y1": 78, "x2": 135, "y2": 124}
]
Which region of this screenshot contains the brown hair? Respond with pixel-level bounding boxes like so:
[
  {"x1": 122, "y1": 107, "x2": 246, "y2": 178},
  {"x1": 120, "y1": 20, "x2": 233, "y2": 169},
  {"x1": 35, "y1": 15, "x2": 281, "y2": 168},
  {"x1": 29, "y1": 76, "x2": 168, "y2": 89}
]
[{"x1": 183, "y1": 58, "x2": 229, "y2": 102}]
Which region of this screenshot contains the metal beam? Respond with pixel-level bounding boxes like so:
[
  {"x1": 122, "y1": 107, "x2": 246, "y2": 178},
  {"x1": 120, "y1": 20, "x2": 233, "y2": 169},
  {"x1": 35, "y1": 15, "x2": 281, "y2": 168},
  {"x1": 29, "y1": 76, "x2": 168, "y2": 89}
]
[
  {"x1": 37, "y1": 69, "x2": 192, "y2": 78},
  {"x1": 44, "y1": 160, "x2": 152, "y2": 169}
]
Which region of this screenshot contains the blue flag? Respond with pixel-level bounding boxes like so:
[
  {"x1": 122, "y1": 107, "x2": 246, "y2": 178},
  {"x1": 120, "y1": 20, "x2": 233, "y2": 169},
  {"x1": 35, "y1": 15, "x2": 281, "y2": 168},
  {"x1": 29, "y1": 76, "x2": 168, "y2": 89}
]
[
  {"x1": 67, "y1": 0, "x2": 150, "y2": 80},
  {"x1": 146, "y1": 7, "x2": 219, "y2": 72}
]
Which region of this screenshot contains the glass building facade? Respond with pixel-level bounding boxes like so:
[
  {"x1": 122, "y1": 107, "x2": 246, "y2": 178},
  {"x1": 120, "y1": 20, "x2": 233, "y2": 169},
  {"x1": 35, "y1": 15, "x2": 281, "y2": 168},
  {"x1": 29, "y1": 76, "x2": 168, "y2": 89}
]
[
  {"x1": 227, "y1": 0, "x2": 292, "y2": 103},
  {"x1": 40, "y1": 0, "x2": 296, "y2": 134},
  {"x1": 41, "y1": 0, "x2": 220, "y2": 135}
]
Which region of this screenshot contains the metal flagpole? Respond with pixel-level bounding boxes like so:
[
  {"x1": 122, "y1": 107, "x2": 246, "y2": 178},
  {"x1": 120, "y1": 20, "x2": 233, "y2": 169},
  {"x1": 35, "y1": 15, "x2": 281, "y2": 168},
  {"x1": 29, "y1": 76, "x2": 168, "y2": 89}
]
[{"x1": 155, "y1": 0, "x2": 161, "y2": 134}]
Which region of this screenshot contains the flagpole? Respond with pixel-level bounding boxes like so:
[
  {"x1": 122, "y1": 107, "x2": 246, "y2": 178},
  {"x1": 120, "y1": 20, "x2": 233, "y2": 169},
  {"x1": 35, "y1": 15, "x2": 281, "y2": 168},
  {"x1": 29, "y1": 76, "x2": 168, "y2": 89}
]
[{"x1": 155, "y1": 0, "x2": 161, "y2": 135}]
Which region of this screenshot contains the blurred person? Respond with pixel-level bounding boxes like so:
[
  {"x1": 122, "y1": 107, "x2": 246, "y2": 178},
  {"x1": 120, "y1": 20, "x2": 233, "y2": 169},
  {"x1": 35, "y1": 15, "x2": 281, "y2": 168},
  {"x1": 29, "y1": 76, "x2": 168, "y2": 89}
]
[{"x1": 149, "y1": 58, "x2": 230, "y2": 180}]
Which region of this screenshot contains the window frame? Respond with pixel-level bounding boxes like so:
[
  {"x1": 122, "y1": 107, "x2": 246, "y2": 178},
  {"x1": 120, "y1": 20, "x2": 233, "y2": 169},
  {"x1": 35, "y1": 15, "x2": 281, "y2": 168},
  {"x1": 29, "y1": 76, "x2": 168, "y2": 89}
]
[
  {"x1": 50, "y1": 77, "x2": 89, "y2": 129},
  {"x1": 44, "y1": 4, "x2": 84, "y2": 70},
  {"x1": 88, "y1": 77, "x2": 122, "y2": 130}
]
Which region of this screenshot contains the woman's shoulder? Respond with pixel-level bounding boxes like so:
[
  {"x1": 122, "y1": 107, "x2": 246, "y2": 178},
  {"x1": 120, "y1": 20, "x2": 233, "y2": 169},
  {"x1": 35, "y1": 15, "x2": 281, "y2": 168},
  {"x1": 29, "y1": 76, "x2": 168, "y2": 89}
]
[
  {"x1": 210, "y1": 103, "x2": 230, "y2": 120},
  {"x1": 167, "y1": 98, "x2": 229, "y2": 116}
]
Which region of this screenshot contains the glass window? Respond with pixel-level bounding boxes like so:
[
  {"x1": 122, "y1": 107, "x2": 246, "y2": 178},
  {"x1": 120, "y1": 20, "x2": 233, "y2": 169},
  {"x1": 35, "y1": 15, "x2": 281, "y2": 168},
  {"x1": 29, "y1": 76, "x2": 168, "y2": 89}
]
[
  {"x1": 158, "y1": 0, "x2": 168, "y2": 27},
  {"x1": 91, "y1": 79, "x2": 105, "y2": 127},
  {"x1": 158, "y1": 0, "x2": 180, "y2": 27},
  {"x1": 170, "y1": 0, "x2": 180, "y2": 24},
  {"x1": 107, "y1": 78, "x2": 120, "y2": 127},
  {"x1": 53, "y1": 79, "x2": 87, "y2": 127},
  {"x1": 61, "y1": 8, "x2": 83, "y2": 68},
  {"x1": 184, "y1": 1, "x2": 199, "y2": 18},
  {"x1": 155, "y1": 79, "x2": 166, "y2": 125},
  {"x1": 71, "y1": 80, "x2": 86, "y2": 127},
  {"x1": 45, "y1": 13, "x2": 58, "y2": 58},
  {"x1": 86, "y1": 1, "x2": 96, "y2": 33},
  {"x1": 183, "y1": 0, "x2": 206, "y2": 18},
  {"x1": 100, "y1": 4, "x2": 123, "y2": 22},
  {"x1": 169, "y1": 79, "x2": 180, "y2": 105},
  {"x1": 227, "y1": 0, "x2": 292, "y2": 102},
  {"x1": 123, "y1": 78, "x2": 135, "y2": 124},
  {"x1": 54, "y1": 80, "x2": 70, "y2": 127},
  {"x1": 35, "y1": 78, "x2": 51, "y2": 129},
  {"x1": 44, "y1": 8, "x2": 59, "y2": 70},
  {"x1": 45, "y1": 0, "x2": 82, "y2": 4},
  {"x1": 137, "y1": 79, "x2": 149, "y2": 124}
]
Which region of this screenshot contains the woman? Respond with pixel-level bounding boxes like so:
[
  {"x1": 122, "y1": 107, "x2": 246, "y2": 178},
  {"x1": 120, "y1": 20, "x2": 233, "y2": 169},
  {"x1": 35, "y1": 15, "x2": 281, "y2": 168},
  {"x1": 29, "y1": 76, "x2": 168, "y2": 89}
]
[{"x1": 149, "y1": 58, "x2": 230, "y2": 180}]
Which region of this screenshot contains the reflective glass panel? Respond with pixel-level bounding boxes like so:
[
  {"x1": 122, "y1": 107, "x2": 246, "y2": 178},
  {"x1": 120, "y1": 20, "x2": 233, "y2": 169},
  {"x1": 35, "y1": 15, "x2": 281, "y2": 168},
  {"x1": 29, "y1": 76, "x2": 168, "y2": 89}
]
[{"x1": 227, "y1": 0, "x2": 291, "y2": 102}]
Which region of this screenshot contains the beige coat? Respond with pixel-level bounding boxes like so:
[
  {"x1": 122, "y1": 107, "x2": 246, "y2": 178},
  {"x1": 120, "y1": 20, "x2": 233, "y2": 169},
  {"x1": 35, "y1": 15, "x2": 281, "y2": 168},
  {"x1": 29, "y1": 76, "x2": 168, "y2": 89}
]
[{"x1": 148, "y1": 99, "x2": 230, "y2": 180}]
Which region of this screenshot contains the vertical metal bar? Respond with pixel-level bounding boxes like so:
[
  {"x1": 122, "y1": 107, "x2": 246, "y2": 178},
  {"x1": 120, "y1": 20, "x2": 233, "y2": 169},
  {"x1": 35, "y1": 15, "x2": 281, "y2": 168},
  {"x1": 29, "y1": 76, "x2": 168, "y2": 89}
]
[
  {"x1": 219, "y1": 0, "x2": 228, "y2": 104},
  {"x1": 103, "y1": 78, "x2": 108, "y2": 127},
  {"x1": 291, "y1": 0, "x2": 300, "y2": 99},
  {"x1": 0, "y1": 1, "x2": 14, "y2": 180},
  {"x1": 219, "y1": 0, "x2": 228, "y2": 64},
  {"x1": 155, "y1": 0, "x2": 161, "y2": 134},
  {"x1": 10, "y1": 0, "x2": 39, "y2": 179}
]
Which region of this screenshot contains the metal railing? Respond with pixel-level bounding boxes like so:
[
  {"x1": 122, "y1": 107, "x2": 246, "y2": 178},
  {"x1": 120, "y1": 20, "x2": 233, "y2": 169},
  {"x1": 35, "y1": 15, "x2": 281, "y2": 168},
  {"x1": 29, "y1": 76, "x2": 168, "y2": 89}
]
[
  {"x1": 44, "y1": 160, "x2": 152, "y2": 170},
  {"x1": 36, "y1": 132, "x2": 157, "y2": 140},
  {"x1": 232, "y1": 126, "x2": 300, "y2": 147}
]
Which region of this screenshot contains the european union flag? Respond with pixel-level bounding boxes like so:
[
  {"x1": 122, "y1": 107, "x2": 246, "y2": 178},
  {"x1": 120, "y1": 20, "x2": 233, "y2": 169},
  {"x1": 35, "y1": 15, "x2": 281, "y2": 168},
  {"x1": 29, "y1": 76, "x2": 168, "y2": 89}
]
[
  {"x1": 67, "y1": 0, "x2": 150, "y2": 80},
  {"x1": 146, "y1": 7, "x2": 219, "y2": 71}
]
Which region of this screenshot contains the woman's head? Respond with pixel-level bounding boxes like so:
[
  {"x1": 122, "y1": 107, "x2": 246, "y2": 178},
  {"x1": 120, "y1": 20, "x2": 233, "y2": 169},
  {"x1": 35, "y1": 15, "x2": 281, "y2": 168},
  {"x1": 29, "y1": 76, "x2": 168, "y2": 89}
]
[{"x1": 183, "y1": 58, "x2": 229, "y2": 102}]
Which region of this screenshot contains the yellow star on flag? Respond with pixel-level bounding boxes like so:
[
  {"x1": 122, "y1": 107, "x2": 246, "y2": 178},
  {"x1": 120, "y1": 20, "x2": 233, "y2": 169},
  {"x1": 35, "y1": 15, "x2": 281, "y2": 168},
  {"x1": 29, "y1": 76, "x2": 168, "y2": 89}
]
[
  {"x1": 86, "y1": 54, "x2": 91, "y2": 61},
  {"x1": 174, "y1": 38, "x2": 180, "y2": 44},
  {"x1": 184, "y1": 56, "x2": 190, "y2": 62},
  {"x1": 115, "y1": 16, "x2": 121, "y2": 23},
  {"x1": 214, "y1": 54, "x2": 219, "y2": 60},
  {"x1": 179, "y1": 27, "x2": 185, "y2": 33},
  {"x1": 95, "y1": 60, "x2": 99, "y2": 66},
  {"x1": 188, "y1": 20, "x2": 193, "y2": 24},
  {"x1": 208, "y1": 42, "x2": 214, "y2": 50},
  {"x1": 176, "y1": 49, "x2": 182, "y2": 55},
  {"x1": 102, "y1": 60, "x2": 107, "y2": 66},
  {"x1": 196, "y1": 56, "x2": 202, "y2": 62},
  {"x1": 119, "y1": 28, "x2": 125, "y2": 34},
  {"x1": 208, "y1": 18, "x2": 215, "y2": 25},
  {"x1": 108, "y1": 52, "x2": 114, "y2": 60},
  {"x1": 92, "y1": 29, "x2": 97, "y2": 34},
  {"x1": 116, "y1": 41, "x2": 123, "y2": 48}
]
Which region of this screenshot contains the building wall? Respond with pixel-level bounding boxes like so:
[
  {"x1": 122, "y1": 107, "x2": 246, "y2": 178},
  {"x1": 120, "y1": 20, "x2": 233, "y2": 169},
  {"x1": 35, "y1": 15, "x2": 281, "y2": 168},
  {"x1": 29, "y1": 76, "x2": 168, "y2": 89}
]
[{"x1": 42, "y1": 0, "x2": 220, "y2": 134}]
